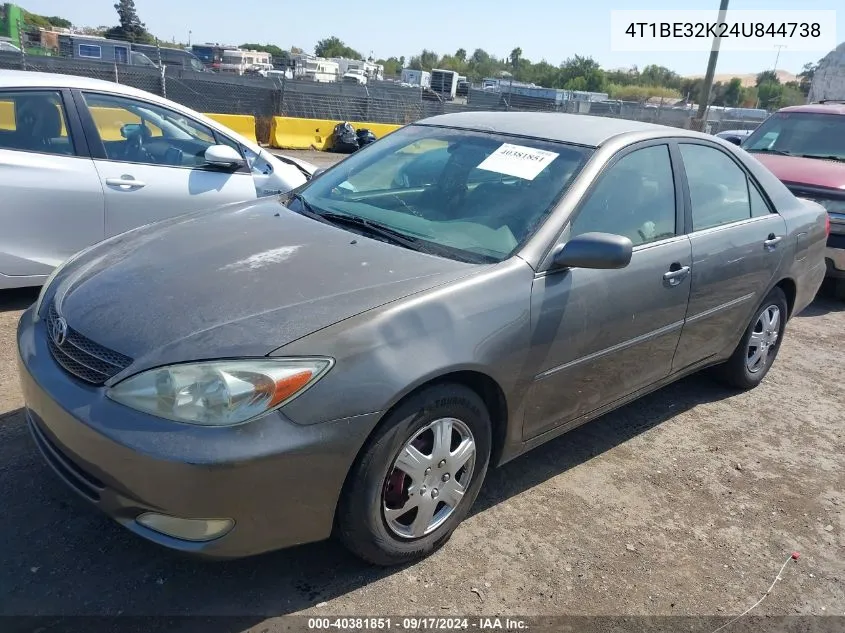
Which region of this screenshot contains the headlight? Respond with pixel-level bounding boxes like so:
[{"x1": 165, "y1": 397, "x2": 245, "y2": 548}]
[{"x1": 106, "y1": 358, "x2": 333, "y2": 426}]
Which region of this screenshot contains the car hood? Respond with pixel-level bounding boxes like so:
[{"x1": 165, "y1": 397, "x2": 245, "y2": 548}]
[
  {"x1": 52, "y1": 200, "x2": 478, "y2": 375},
  {"x1": 751, "y1": 153, "x2": 845, "y2": 190}
]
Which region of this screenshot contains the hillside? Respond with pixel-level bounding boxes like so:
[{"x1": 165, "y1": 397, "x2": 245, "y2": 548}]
[{"x1": 684, "y1": 69, "x2": 798, "y2": 87}]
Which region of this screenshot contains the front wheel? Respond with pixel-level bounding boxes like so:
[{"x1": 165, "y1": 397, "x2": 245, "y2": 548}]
[
  {"x1": 713, "y1": 286, "x2": 788, "y2": 390},
  {"x1": 337, "y1": 384, "x2": 491, "y2": 566}
]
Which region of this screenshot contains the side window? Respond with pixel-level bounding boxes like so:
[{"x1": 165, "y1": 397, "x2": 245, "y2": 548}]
[
  {"x1": 570, "y1": 144, "x2": 677, "y2": 246},
  {"x1": 82, "y1": 92, "x2": 219, "y2": 168},
  {"x1": 749, "y1": 180, "x2": 772, "y2": 217},
  {"x1": 0, "y1": 90, "x2": 75, "y2": 156},
  {"x1": 680, "y1": 143, "x2": 751, "y2": 231}
]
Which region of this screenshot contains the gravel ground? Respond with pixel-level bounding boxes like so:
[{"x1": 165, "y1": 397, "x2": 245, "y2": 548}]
[{"x1": 0, "y1": 151, "x2": 843, "y2": 630}]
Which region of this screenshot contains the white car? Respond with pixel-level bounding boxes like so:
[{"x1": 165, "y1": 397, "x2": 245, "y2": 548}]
[{"x1": 0, "y1": 69, "x2": 316, "y2": 289}]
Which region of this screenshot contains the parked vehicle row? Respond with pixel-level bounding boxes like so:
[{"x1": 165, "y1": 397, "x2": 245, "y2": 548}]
[
  {"x1": 16, "y1": 108, "x2": 828, "y2": 565},
  {"x1": 0, "y1": 70, "x2": 316, "y2": 289}
]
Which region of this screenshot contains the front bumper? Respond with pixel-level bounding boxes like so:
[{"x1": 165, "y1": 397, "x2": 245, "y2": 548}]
[{"x1": 17, "y1": 306, "x2": 380, "y2": 559}]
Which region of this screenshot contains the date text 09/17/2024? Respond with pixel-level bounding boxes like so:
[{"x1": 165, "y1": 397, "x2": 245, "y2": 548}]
[
  {"x1": 624, "y1": 22, "x2": 821, "y2": 39},
  {"x1": 307, "y1": 617, "x2": 529, "y2": 631}
]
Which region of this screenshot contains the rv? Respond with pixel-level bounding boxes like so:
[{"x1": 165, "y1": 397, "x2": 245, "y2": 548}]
[
  {"x1": 292, "y1": 55, "x2": 339, "y2": 82},
  {"x1": 400, "y1": 68, "x2": 431, "y2": 88},
  {"x1": 331, "y1": 57, "x2": 384, "y2": 82},
  {"x1": 430, "y1": 68, "x2": 459, "y2": 100},
  {"x1": 58, "y1": 34, "x2": 156, "y2": 67},
  {"x1": 218, "y1": 48, "x2": 273, "y2": 75},
  {"x1": 131, "y1": 43, "x2": 207, "y2": 72}
]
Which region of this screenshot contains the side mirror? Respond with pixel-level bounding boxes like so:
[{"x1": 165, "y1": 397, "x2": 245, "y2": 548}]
[
  {"x1": 725, "y1": 136, "x2": 742, "y2": 146},
  {"x1": 204, "y1": 144, "x2": 246, "y2": 168},
  {"x1": 551, "y1": 232, "x2": 633, "y2": 270}
]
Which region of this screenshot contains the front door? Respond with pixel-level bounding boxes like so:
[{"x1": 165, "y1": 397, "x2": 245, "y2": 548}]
[
  {"x1": 0, "y1": 89, "x2": 104, "y2": 281},
  {"x1": 523, "y1": 142, "x2": 692, "y2": 440},
  {"x1": 671, "y1": 141, "x2": 788, "y2": 371},
  {"x1": 77, "y1": 91, "x2": 257, "y2": 237}
]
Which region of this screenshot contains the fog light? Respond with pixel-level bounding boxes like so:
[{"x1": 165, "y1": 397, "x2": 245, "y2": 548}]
[{"x1": 136, "y1": 513, "x2": 234, "y2": 542}]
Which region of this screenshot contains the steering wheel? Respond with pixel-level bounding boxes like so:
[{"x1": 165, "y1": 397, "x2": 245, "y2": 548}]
[{"x1": 121, "y1": 125, "x2": 154, "y2": 163}]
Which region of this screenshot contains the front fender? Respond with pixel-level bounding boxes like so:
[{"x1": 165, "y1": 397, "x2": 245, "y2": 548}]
[{"x1": 274, "y1": 259, "x2": 535, "y2": 433}]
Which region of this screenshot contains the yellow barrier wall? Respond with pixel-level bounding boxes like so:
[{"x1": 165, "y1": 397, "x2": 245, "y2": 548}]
[
  {"x1": 270, "y1": 116, "x2": 402, "y2": 150},
  {"x1": 0, "y1": 100, "x2": 13, "y2": 130},
  {"x1": 203, "y1": 113, "x2": 258, "y2": 143}
]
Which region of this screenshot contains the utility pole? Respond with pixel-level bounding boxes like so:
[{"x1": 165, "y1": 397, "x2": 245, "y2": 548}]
[
  {"x1": 694, "y1": 0, "x2": 730, "y2": 132},
  {"x1": 773, "y1": 44, "x2": 786, "y2": 72}
]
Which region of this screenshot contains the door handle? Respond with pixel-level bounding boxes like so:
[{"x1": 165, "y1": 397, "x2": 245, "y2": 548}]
[
  {"x1": 663, "y1": 264, "x2": 690, "y2": 286},
  {"x1": 763, "y1": 234, "x2": 783, "y2": 250},
  {"x1": 105, "y1": 176, "x2": 146, "y2": 189}
]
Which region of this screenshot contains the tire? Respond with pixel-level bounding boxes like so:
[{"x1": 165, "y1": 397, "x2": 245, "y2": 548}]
[
  {"x1": 713, "y1": 287, "x2": 788, "y2": 390},
  {"x1": 337, "y1": 383, "x2": 492, "y2": 566},
  {"x1": 831, "y1": 278, "x2": 845, "y2": 301}
]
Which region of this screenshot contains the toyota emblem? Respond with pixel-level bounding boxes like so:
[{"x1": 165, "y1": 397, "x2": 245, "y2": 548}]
[{"x1": 51, "y1": 316, "x2": 68, "y2": 347}]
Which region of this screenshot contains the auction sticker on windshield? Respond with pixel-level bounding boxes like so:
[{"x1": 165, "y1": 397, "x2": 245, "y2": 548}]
[{"x1": 476, "y1": 143, "x2": 559, "y2": 180}]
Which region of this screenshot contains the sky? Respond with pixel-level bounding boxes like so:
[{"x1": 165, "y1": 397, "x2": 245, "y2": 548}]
[{"x1": 21, "y1": 0, "x2": 845, "y2": 76}]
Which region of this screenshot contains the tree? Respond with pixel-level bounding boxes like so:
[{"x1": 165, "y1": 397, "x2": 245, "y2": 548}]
[
  {"x1": 314, "y1": 36, "x2": 361, "y2": 59},
  {"x1": 797, "y1": 61, "x2": 818, "y2": 96},
  {"x1": 455, "y1": 48, "x2": 467, "y2": 62},
  {"x1": 756, "y1": 70, "x2": 780, "y2": 86},
  {"x1": 104, "y1": 0, "x2": 154, "y2": 43},
  {"x1": 291, "y1": 46, "x2": 304, "y2": 54},
  {"x1": 723, "y1": 77, "x2": 743, "y2": 107},
  {"x1": 559, "y1": 55, "x2": 605, "y2": 92},
  {"x1": 757, "y1": 81, "x2": 783, "y2": 109},
  {"x1": 639, "y1": 65, "x2": 681, "y2": 90},
  {"x1": 377, "y1": 56, "x2": 403, "y2": 77},
  {"x1": 408, "y1": 49, "x2": 439, "y2": 71},
  {"x1": 510, "y1": 47, "x2": 522, "y2": 73}
]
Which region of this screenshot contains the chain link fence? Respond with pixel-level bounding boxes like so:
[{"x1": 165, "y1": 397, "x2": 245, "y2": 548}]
[{"x1": 0, "y1": 52, "x2": 768, "y2": 142}]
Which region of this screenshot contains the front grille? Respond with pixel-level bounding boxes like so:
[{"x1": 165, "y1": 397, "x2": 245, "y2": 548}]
[{"x1": 46, "y1": 302, "x2": 133, "y2": 385}]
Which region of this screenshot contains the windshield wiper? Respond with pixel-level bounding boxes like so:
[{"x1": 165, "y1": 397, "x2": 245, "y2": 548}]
[
  {"x1": 317, "y1": 212, "x2": 423, "y2": 250},
  {"x1": 750, "y1": 148, "x2": 792, "y2": 156},
  {"x1": 798, "y1": 154, "x2": 845, "y2": 163}
]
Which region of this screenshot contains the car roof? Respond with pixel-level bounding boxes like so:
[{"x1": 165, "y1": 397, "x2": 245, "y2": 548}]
[
  {"x1": 777, "y1": 102, "x2": 845, "y2": 115},
  {"x1": 414, "y1": 111, "x2": 715, "y2": 147},
  {"x1": 0, "y1": 69, "x2": 161, "y2": 101}
]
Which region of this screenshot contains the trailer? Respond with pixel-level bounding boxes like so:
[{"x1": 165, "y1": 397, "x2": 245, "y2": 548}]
[
  {"x1": 430, "y1": 68, "x2": 459, "y2": 100},
  {"x1": 400, "y1": 68, "x2": 431, "y2": 88}
]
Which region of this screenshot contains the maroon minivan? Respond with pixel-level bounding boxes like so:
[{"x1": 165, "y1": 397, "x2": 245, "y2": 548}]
[{"x1": 742, "y1": 101, "x2": 845, "y2": 299}]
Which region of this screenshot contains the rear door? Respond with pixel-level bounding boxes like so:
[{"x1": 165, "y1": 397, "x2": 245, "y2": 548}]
[
  {"x1": 0, "y1": 88, "x2": 104, "y2": 283},
  {"x1": 74, "y1": 90, "x2": 257, "y2": 238},
  {"x1": 671, "y1": 141, "x2": 788, "y2": 370}
]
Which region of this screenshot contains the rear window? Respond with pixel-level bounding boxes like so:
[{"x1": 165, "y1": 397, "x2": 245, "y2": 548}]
[{"x1": 744, "y1": 111, "x2": 845, "y2": 161}]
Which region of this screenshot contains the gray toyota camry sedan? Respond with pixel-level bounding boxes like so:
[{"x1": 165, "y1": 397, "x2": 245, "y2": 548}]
[{"x1": 17, "y1": 112, "x2": 828, "y2": 566}]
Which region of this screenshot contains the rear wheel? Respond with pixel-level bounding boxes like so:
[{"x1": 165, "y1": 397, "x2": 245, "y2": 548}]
[
  {"x1": 713, "y1": 287, "x2": 788, "y2": 390},
  {"x1": 337, "y1": 383, "x2": 491, "y2": 566}
]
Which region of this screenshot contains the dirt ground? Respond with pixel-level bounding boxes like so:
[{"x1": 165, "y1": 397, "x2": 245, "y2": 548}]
[{"x1": 0, "y1": 152, "x2": 843, "y2": 630}]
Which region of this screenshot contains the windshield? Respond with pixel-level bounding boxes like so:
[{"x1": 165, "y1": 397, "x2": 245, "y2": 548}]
[
  {"x1": 292, "y1": 125, "x2": 593, "y2": 263},
  {"x1": 743, "y1": 111, "x2": 845, "y2": 160}
]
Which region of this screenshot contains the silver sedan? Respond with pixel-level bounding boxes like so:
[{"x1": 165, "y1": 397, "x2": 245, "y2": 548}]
[{"x1": 0, "y1": 69, "x2": 315, "y2": 289}]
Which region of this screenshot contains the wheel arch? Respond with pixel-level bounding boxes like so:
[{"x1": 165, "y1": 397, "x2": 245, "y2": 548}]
[{"x1": 331, "y1": 368, "x2": 510, "y2": 529}]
